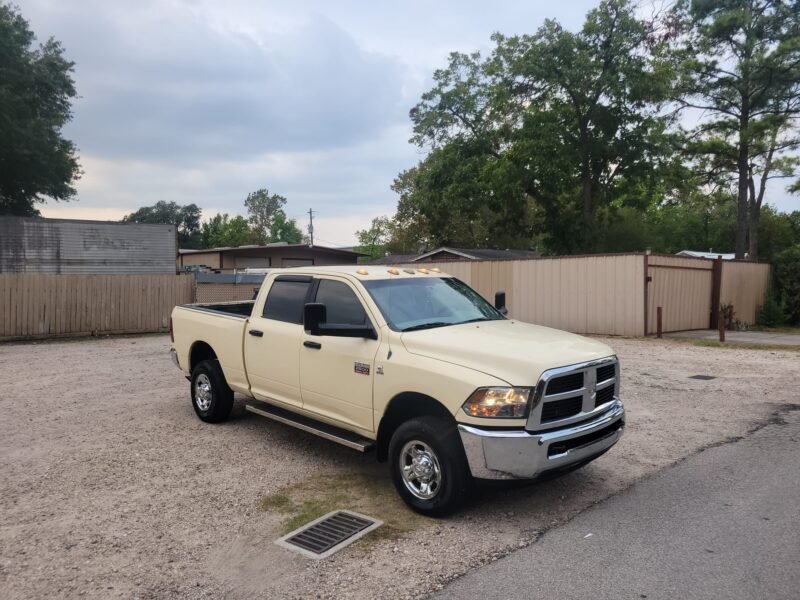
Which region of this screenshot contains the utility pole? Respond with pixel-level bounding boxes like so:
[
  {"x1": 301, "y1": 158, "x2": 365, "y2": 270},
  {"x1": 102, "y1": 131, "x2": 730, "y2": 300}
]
[{"x1": 307, "y1": 208, "x2": 315, "y2": 247}]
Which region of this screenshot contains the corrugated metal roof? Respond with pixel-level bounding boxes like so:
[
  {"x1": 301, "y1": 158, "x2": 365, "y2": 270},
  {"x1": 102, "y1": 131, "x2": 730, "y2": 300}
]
[
  {"x1": 0, "y1": 217, "x2": 176, "y2": 274},
  {"x1": 676, "y1": 250, "x2": 736, "y2": 260}
]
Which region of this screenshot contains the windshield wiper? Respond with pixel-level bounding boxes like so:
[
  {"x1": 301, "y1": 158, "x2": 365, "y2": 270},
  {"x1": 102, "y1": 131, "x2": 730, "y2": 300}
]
[{"x1": 401, "y1": 321, "x2": 452, "y2": 332}]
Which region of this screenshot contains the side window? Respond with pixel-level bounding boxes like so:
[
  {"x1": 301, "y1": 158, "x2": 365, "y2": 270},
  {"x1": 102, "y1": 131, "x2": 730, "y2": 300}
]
[
  {"x1": 314, "y1": 280, "x2": 368, "y2": 326},
  {"x1": 262, "y1": 279, "x2": 310, "y2": 324}
]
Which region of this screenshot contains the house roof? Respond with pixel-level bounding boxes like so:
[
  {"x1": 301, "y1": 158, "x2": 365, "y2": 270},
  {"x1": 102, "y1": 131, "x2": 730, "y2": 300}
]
[
  {"x1": 369, "y1": 247, "x2": 541, "y2": 264},
  {"x1": 676, "y1": 250, "x2": 737, "y2": 260},
  {"x1": 369, "y1": 254, "x2": 419, "y2": 264},
  {"x1": 414, "y1": 247, "x2": 541, "y2": 261}
]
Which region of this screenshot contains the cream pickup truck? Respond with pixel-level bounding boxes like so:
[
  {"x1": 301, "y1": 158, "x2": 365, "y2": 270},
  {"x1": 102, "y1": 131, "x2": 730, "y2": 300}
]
[{"x1": 170, "y1": 266, "x2": 625, "y2": 515}]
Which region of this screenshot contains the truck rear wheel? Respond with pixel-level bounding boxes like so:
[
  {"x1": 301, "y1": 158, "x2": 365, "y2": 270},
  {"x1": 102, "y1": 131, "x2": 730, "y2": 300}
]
[
  {"x1": 191, "y1": 360, "x2": 234, "y2": 423},
  {"x1": 388, "y1": 416, "x2": 472, "y2": 517}
]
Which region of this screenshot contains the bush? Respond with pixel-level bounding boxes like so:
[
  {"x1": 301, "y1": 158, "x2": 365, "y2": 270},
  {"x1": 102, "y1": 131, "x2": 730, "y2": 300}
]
[
  {"x1": 772, "y1": 245, "x2": 800, "y2": 325},
  {"x1": 757, "y1": 287, "x2": 786, "y2": 327}
]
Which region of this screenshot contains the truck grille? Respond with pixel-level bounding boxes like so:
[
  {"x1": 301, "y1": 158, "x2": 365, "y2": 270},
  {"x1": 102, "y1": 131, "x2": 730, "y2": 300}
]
[
  {"x1": 541, "y1": 396, "x2": 583, "y2": 422},
  {"x1": 545, "y1": 372, "x2": 584, "y2": 395},
  {"x1": 595, "y1": 385, "x2": 615, "y2": 407},
  {"x1": 528, "y1": 357, "x2": 619, "y2": 432},
  {"x1": 596, "y1": 364, "x2": 615, "y2": 383}
]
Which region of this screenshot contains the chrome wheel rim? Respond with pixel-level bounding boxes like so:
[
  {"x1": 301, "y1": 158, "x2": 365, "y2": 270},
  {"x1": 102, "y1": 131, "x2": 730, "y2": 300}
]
[
  {"x1": 194, "y1": 374, "x2": 213, "y2": 411},
  {"x1": 399, "y1": 440, "x2": 442, "y2": 500}
]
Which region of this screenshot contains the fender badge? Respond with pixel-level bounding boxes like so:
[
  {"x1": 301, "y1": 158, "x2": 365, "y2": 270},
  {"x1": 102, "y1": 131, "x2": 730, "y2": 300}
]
[
  {"x1": 376, "y1": 366, "x2": 384, "y2": 375},
  {"x1": 354, "y1": 362, "x2": 370, "y2": 375}
]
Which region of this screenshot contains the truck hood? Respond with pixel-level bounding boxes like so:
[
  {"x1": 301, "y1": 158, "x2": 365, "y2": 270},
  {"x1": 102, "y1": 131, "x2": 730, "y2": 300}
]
[{"x1": 400, "y1": 319, "x2": 614, "y2": 386}]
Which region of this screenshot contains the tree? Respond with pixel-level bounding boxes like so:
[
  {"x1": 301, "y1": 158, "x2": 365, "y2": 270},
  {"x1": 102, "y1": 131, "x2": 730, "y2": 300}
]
[
  {"x1": 269, "y1": 210, "x2": 305, "y2": 244},
  {"x1": 0, "y1": 3, "x2": 81, "y2": 216},
  {"x1": 673, "y1": 0, "x2": 800, "y2": 258},
  {"x1": 200, "y1": 214, "x2": 257, "y2": 248},
  {"x1": 355, "y1": 216, "x2": 395, "y2": 260},
  {"x1": 245, "y1": 189, "x2": 286, "y2": 244},
  {"x1": 404, "y1": 0, "x2": 678, "y2": 253},
  {"x1": 122, "y1": 201, "x2": 202, "y2": 248}
]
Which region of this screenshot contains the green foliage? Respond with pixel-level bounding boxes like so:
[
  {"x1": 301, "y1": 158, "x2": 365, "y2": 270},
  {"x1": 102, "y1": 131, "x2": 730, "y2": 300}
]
[
  {"x1": 200, "y1": 214, "x2": 257, "y2": 248},
  {"x1": 772, "y1": 244, "x2": 800, "y2": 325},
  {"x1": 245, "y1": 188, "x2": 287, "y2": 244},
  {"x1": 269, "y1": 210, "x2": 305, "y2": 244},
  {"x1": 122, "y1": 201, "x2": 202, "y2": 248},
  {"x1": 757, "y1": 286, "x2": 786, "y2": 328},
  {"x1": 0, "y1": 3, "x2": 81, "y2": 216},
  {"x1": 402, "y1": 0, "x2": 680, "y2": 253},
  {"x1": 672, "y1": 0, "x2": 800, "y2": 259},
  {"x1": 355, "y1": 216, "x2": 395, "y2": 260}
]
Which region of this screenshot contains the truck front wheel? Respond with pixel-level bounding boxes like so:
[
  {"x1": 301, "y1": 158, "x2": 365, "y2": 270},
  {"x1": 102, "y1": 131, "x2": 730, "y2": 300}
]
[
  {"x1": 190, "y1": 360, "x2": 234, "y2": 423},
  {"x1": 388, "y1": 417, "x2": 472, "y2": 516}
]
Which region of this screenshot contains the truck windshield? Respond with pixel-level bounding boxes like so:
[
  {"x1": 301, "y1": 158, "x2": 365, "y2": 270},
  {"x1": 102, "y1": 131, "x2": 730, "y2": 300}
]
[{"x1": 362, "y1": 277, "x2": 504, "y2": 332}]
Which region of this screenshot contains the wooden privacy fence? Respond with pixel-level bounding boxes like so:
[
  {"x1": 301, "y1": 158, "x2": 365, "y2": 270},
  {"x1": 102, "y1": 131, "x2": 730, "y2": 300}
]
[
  {"x1": 400, "y1": 253, "x2": 770, "y2": 336},
  {"x1": 0, "y1": 273, "x2": 193, "y2": 341},
  {"x1": 0, "y1": 254, "x2": 769, "y2": 341}
]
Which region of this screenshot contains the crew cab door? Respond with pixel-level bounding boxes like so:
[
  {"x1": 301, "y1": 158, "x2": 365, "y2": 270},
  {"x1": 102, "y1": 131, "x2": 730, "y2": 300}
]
[
  {"x1": 244, "y1": 275, "x2": 312, "y2": 409},
  {"x1": 300, "y1": 278, "x2": 380, "y2": 433}
]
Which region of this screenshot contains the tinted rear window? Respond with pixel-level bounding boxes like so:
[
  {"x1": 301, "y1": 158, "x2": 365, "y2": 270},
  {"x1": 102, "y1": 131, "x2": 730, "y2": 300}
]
[{"x1": 262, "y1": 279, "x2": 310, "y2": 324}]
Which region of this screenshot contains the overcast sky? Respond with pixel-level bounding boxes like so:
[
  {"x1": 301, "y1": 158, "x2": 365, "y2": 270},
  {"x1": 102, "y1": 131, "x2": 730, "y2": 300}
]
[{"x1": 22, "y1": 0, "x2": 798, "y2": 246}]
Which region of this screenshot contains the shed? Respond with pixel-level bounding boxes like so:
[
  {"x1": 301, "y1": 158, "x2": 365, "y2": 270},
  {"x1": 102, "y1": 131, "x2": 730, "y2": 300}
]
[{"x1": 178, "y1": 243, "x2": 365, "y2": 271}]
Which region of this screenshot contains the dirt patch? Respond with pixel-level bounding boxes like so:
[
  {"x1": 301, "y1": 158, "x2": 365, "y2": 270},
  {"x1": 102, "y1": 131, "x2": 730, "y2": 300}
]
[
  {"x1": 0, "y1": 334, "x2": 797, "y2": 599},
  {"x1": 259, "y1": 472, "x2": 427, "y2": 541}
]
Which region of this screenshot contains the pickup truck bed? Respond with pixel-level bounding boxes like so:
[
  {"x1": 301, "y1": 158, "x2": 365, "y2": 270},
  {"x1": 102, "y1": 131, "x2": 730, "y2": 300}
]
[{"x1": 182, "y1": 301, "x2": 254, "y2": 318}]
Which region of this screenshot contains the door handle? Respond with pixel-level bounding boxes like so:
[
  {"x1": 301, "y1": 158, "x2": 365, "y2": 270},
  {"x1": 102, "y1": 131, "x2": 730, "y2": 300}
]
[
  {"x1": 303, "y1": 340, "x2": 322, "y2": 350},
  {"x1": 248, "y1": 329, "x2": 264, "y2": 337}
]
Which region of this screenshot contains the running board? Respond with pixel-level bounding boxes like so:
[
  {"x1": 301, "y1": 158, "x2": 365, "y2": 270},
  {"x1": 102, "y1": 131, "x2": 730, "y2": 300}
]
[{"x1": 245, "y1": 401, "x2": 375, "y2": 452}]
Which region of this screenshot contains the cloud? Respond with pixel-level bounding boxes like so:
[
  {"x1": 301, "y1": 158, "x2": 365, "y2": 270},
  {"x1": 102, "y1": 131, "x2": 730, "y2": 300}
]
[
  {"x1": 26, "y1": 0, "x2": 410, "y2": 161},
  {"x1": 42, "y1": 122, "x2": 419, "y2": 246}
]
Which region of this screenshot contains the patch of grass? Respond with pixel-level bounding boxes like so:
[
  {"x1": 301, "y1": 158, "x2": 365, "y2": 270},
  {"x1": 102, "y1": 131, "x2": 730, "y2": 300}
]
[
  {"x1": 258, "y1": 471, "x2": 428, "y2": 545},
  {"x1": 681, "y1": 339, "x2": 800, "y2": 352},
  {"x1": 748, "y1": 325, "x2": 800, "y2": 334},
  {"x1": 258, "y1": 493, "x2": 294, "y2": 512}
]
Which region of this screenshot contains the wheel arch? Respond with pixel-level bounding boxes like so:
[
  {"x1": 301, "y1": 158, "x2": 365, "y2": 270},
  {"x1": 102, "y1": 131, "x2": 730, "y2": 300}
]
[
  {"x1": 189, "y1": 340, "x2": 218, "y2": 373},
  {"x1": 376, "y1": 392, "x2": 456, "y2": 462}
]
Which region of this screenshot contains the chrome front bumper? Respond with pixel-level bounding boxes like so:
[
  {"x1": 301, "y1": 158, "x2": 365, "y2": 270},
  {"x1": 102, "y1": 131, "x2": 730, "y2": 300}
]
[{"x1": 458, "y1": 400, "x2": 625, "y2": 480}]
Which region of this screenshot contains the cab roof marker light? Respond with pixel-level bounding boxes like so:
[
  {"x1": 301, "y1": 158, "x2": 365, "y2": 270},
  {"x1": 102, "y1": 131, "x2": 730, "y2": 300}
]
[
  {"x1": 418, "y1": 268, "x2": 429, "y2": 274},
  {"x1": 403, "y1": 269, "x2": 415, "y2": 274},
  {"x1": 356, "y1": 268, "x2": 369, "y2": 276},
  {"x1": 387, "y1": 268, "x2": 400, "y2": 275},
  {"x1": 430, "y1": 267, "x2": 441, "y2": 273}
]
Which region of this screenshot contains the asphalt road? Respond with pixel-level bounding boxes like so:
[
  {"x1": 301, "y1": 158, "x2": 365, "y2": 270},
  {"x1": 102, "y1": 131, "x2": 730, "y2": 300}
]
[{"x1": 435, "y1": 409, "x2": 800, "y2": 600}]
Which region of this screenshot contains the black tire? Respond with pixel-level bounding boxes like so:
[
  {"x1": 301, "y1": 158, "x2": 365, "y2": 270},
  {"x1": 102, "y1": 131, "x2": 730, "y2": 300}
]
[
  {"x1": 388, "y1": 416, "x2": 472, "y2": 517},
  {"x1": 190, "y1": 359, "x2": 234, "y2": 423}
]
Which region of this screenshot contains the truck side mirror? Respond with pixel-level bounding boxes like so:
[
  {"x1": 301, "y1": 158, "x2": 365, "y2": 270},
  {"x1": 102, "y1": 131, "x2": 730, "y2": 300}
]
[
  {"x1": 304, "y1": 303, "x2": 327, "y2": 334},
  {"x1": 304, "y1": 302, "x2": 377, "y2": 339},
  {"x1": 494, "y1": 291, "x2": 508, "y2": 316}
]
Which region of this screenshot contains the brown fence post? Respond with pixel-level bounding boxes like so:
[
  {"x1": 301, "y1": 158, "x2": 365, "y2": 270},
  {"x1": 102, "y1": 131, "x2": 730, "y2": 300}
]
[
  {"x1": 718, "y1": 308, "x2": 725, "y2": 343},
  {"x1": 657, "y1": 306, "x2": 663, "y2": 338},
  {"x1": 643, "y1": 252, "x2": 650, "y2": 336},
  {"x1": 710, "y1": 256, "x2": 723, "y2": 329}
]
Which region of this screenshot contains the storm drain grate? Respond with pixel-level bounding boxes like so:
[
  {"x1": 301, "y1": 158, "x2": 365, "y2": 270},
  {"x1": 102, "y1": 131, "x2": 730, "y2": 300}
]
[
  {"x1": 689, "y1": 374, "x2": 716, "y2": 380},
  {"x1": 275, "y1": 510, "x2": 382, "y2": 559}
]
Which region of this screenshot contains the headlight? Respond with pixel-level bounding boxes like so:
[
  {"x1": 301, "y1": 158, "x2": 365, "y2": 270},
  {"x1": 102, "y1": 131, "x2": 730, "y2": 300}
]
[{"x1": 462, "y1": 387, "x2": 532, "y2": 418}]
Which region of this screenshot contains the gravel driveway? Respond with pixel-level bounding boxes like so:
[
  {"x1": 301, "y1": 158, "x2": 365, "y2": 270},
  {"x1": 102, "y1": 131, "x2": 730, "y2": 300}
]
[{"x1": 0, "y1": 334, "x2": 797, "y2": 599}]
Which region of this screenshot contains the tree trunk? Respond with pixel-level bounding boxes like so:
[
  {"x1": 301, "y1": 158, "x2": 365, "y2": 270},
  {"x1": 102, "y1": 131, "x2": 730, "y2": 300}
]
[
  {"x1": 735, "y1": 112, "x2": 749, "y2": 259},
  {"x1": 748, "y1": 207, "x2": 759, "y2": 260}
]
